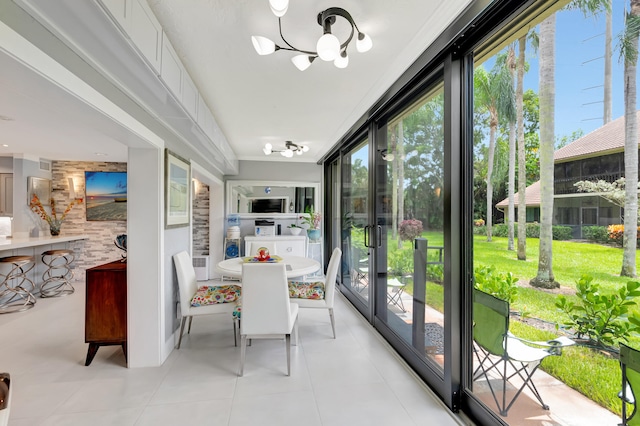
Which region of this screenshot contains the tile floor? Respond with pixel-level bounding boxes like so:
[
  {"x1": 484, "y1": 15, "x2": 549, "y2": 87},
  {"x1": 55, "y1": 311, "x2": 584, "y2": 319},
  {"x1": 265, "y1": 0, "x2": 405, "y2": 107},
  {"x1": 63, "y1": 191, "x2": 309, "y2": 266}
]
[{"x1": 0, "y1": 281, "x2": 471, "y2": 426}]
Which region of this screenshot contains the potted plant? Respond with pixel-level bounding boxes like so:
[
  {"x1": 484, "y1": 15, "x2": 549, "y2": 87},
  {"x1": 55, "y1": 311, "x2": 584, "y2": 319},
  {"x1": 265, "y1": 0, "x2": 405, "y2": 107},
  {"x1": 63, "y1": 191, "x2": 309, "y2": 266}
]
[
  {"x1": 301, "y1": 207, "x2": 322, "y2": 241},
  {"x1": 287, "y1": 223, "x2": 303, "y2": 236}
]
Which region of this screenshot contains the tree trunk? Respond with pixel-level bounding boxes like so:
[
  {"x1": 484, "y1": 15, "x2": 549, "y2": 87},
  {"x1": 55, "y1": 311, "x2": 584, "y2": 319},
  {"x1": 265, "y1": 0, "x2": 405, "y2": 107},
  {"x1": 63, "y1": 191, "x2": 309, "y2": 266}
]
[
  {"x1": 531, "y1": 14, "x2": 559, "y2": 289},
  {"x1": 391, "y1": 125, "x2": 398, "y2": 241},
  {"x1": 621, "y1": 0, "x2": 640, "y2": 277},
  {"x1": 604, "y1": 1, "x2": 612, "y2": 124},
  {"x1": 517, "y1": 35, "x2": 527, "y2": 260},
  {"x1": 486, "y1": 122, "x2": 497, "y2": 242},
  {"x1": 507, "y1": 45, "x2": 517, "y2": 251},
  {"x1": 508, "y1": 120, "x2": 516, "y2": 251},
  {"x1": 397, "y1": 121, "x2": 405, "y2": 250}
]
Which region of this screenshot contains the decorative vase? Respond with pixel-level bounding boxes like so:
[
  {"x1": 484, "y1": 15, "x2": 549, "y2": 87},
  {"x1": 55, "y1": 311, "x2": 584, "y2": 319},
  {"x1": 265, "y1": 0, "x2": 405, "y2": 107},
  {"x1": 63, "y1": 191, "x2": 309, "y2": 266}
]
[
  {"x1": 307, "y1": 228, "x2": 321, "y2": 241},
  {"x1": 289, "y1": 227, "x2": 302, "y2": 236},
  {"x1": 49, "y1": 219, "x2": 62, "y2": 236}
]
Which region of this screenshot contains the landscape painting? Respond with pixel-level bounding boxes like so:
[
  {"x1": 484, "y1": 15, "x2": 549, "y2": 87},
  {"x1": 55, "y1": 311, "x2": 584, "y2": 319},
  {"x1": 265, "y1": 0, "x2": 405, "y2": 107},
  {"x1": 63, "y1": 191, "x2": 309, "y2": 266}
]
[{"x1": 85, "y1": 171, "x2": 127, "y2": 221}]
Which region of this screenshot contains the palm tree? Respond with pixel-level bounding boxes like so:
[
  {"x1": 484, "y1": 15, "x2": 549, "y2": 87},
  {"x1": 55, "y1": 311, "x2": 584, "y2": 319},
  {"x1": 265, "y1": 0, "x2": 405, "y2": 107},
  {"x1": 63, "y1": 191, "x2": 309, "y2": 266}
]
[
  {"x1": 506, "y1": 45, "x2": 517, "y2": 251},
  {"x1": 620, "y1": 0, "x2": 640, "y2": 277},
  {"x1": 517, "y1": 35, "x2": 527, "y2": 260},
  {"x1": 530, "y1": 14, "x2": 559, "y2": 289},
  {"x1": 474, "y1": 63, "x2": 516, "y2": 242}
]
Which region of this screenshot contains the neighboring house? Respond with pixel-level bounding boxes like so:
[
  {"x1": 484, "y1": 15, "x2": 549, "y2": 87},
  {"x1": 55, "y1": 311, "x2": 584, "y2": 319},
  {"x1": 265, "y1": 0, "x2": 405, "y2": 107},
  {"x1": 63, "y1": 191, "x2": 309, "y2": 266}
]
[{"x1": 496, "y1": 111, "x2": 640, "y2": 239}]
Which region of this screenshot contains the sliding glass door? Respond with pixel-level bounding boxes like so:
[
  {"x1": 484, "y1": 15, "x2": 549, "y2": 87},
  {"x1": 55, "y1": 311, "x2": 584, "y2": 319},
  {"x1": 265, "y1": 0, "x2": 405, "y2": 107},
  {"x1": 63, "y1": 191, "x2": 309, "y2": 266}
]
[{"x1": 340, "y1": 138, "x2": 372, "y2": 317}]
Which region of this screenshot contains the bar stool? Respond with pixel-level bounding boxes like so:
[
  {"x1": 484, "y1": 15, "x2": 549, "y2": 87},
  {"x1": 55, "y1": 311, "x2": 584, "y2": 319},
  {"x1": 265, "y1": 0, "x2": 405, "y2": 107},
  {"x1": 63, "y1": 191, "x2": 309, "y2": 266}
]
[
  {"x1": 40, "y1": 249, "x2": 75, "y2": 298},
  {"x1": 0, "y1": 255, "x2": 36, "y2": 314}
]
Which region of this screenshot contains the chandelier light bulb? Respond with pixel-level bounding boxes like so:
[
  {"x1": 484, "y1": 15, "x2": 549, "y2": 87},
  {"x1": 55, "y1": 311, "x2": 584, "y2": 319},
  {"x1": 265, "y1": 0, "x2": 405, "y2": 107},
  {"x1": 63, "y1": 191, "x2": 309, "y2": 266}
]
[
  {"x1": 251, "y1": 36, "x2": 277, "y2": 55},
  {"x1": 334, "y1": 51, "x2": 349, "y2": 68},
  {"x1": 316, "y1": 33, "x2": 340, "y2": 61},
  {"x1": 263, "y1": 143, "x2": 273, "y2": 155},
  {"x1": 269, "y1": 0, "x2": 289, "y2": 17},
  {"x1": 302, "y1": 145, "x2": 309, "y2": 152},
  {"x1": 292, "y1": 55, "x2": 313, "y2": 71},
  {"x1": 356, "y1": 32, "x2": 373, "y2": 53}
]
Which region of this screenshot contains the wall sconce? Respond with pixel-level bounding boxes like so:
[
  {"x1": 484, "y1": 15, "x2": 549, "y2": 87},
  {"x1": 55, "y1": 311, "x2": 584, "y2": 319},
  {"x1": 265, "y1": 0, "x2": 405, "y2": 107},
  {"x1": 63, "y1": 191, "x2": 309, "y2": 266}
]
[{"x1": 68, "y1": 177, "x2": 83, "y2": 202}]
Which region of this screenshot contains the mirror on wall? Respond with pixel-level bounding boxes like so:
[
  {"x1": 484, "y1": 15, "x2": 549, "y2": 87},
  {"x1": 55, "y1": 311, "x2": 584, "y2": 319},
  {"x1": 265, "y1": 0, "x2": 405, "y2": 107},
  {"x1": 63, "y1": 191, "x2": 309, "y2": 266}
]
[{"x1": 226, "y1": 180, "x2": 319, "y2": 218}]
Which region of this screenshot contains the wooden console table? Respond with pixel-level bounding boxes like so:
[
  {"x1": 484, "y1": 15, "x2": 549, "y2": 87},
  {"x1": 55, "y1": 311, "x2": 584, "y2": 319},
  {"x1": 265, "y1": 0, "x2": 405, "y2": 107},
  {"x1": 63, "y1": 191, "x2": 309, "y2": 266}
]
[{"x1": 85, "y1": 260, "x2": 127, "y2": 366}]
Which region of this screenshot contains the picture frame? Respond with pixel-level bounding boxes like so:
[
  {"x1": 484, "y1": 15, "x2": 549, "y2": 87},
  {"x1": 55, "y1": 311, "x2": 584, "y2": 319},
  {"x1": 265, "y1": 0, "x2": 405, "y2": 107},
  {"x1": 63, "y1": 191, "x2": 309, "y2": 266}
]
[
  {"x1": 165, "y1": 149, "x2": 191, "y2": 228},
  {"x1": 27, "y1": 177, "x2": 52, "y2": 206},
  {"x1": 85, "y1": 171, "x2": 127, "y2": 221}
]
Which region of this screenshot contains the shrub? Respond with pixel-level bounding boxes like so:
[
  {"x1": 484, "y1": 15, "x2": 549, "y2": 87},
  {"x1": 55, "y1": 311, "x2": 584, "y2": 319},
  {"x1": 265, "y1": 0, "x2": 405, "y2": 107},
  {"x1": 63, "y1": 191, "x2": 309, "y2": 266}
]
[
  {"x1": 492, "y1": 224, "x2": 508, "y2": 237},
  {"x1": 552, "y1": 225, "x2": 573, "y2": 240},
  {"x1": 474, "y1": 218, "x2": 485, "y2": 227},
  {"x1": 583, "y1": 226, "x2": 609, "y2": 243},
  {"x1": 473, "y1": 225, "x2": 486, "y2": 235},
  {"x1": 525, "y1": 223, "x2": 540, "y2": 238},
  {"x1": 607, "y1": 224, "x2": 640, "y2": 247},
  {"x1": 398, "y1": 219, "x2": 423, "y2": 241},
  {"x1": 555, "y1": 275, "x2": 640, "y2": 348},
  {"x1": 474, "y1": 265, "x2": 518, "y2": 304},
  {"x1": 427, "y1": 264, "x2": 444, "y2": 283},
  {"x1": 388, "y1": 248, "x2": 413, "y2": 276}
]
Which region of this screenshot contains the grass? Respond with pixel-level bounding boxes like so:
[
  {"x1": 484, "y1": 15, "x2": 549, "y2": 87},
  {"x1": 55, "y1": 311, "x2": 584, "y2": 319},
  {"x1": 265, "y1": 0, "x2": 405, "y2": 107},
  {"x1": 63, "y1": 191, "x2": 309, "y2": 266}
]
[
  {"x1": 385, "y1": 231, "x2": 639, "y2": 415},
  {"x1": 510, "y1": 321, "x2": 622, "y2": 414},
  {"x1": 473, "y1": 234, "x2": 640, "y2": 416}
]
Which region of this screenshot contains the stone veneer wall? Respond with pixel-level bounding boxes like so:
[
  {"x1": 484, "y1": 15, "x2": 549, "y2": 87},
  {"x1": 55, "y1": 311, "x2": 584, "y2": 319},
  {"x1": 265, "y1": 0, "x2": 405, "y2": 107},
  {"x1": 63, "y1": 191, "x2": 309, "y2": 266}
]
[
  {"x1": 192, "y1": 181, "x2": 209, "y2": 256},
  {"x1": 48, "y1": 161, "x2": 127, "y2": 281}
]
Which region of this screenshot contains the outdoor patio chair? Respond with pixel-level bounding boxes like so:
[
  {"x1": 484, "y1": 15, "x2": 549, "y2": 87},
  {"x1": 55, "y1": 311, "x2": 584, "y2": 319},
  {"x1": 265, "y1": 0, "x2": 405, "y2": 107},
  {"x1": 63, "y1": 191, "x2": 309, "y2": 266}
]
[
  {"x1": 472, "y1": 288, "x2": 575, "y2": 416},
  {"x1": 351, "y1": 246, "x2": 369, "y2": 291},
  {"x1": 619, "y1": 343, "x2": 640, "y2": 425},
  {"x1": 387, "y1": 277, "x2": 406, "y2": 312}
]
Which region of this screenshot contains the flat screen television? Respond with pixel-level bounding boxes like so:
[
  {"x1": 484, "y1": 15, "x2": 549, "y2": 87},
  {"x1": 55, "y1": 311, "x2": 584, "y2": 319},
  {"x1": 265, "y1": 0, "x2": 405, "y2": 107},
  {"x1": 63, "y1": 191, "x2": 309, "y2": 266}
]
[
  {"x1": 85, "y1": 171, "x2": 127, "y2": 221},
  {"x1": 249, "y1": 197, "x2": 287, "y2": 213}
]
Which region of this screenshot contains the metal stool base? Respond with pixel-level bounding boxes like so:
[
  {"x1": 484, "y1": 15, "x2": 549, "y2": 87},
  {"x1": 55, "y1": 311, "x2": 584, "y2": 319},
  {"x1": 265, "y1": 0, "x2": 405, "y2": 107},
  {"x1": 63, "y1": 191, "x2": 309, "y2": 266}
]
[
  {"x1": 41, "y1": 250, "x2": 75, "y2": 298},
  {"x1": 0, "y1": 256, "x2": 36, "y2": 314}
]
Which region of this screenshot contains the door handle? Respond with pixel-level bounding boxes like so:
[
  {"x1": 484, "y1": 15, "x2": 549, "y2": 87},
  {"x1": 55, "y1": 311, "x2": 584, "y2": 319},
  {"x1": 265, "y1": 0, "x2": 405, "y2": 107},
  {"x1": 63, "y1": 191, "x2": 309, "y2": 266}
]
[
  {"x1": 363, "y1": 225, "x2": 369, "y2": 248},
  {"x1": 377, "y1": 225, "x2": 382, "y2": 247}
]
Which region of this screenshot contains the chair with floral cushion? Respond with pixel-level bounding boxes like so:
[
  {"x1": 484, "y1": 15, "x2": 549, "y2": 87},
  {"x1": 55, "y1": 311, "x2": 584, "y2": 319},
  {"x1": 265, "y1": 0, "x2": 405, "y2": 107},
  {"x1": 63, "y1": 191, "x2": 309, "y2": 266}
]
[
  {"x1": 288, "y1": 247, "x2": 342, "y2": 338},
  {"x1": 173, "y1": 251, "x2": 241, "y2": 349}
]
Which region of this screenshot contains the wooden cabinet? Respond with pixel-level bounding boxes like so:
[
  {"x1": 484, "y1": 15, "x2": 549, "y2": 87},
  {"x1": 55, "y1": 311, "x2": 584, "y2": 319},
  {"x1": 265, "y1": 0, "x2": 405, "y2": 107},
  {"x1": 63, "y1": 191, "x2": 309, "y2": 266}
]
[{"x1": 85, "y1": 260, "x2": 127, "y2": 366}]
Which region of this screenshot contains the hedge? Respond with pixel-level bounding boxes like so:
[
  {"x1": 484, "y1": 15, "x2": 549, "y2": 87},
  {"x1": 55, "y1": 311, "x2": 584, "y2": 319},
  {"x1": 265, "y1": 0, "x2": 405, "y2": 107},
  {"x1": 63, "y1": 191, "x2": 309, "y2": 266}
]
[{"x1": 473, "y1": 223, "x2": 572, "y2": 240}]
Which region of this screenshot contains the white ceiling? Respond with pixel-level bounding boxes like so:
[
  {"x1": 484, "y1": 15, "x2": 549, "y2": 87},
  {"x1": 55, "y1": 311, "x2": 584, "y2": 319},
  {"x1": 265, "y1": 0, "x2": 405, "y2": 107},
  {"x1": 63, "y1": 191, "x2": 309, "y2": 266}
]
[{"x1": 0, "y1": 0, "x2": 471, "y2": 165}]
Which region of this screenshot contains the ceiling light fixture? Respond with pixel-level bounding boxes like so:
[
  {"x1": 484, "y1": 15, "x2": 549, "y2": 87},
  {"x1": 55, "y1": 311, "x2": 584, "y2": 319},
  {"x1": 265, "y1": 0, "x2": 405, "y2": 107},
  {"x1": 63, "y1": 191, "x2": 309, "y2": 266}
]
[
  {"x1": 263, "y1": 141, "x2": 309, "y2": 158},
  {"x1": 251, "y1": 1, "x2": 373, "y2": 71}
]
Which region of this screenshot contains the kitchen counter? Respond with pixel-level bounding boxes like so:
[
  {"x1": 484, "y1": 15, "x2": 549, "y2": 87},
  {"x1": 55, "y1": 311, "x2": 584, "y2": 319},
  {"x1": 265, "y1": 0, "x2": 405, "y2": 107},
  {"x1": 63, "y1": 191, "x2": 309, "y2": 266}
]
[{"x1": 0, "y1": 234, "x2": 89, "y2": 251}]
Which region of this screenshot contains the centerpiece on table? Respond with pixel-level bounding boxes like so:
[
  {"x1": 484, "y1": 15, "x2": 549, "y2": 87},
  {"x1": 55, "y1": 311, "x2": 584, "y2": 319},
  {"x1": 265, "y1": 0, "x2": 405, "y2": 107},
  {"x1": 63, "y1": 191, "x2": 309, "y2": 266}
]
[
  {"x1": 29, "y1": 194, "x2": 82, "y2": 236},
  {"x1": 300, "y1": 208, "x2": 322, "y2": 242}
]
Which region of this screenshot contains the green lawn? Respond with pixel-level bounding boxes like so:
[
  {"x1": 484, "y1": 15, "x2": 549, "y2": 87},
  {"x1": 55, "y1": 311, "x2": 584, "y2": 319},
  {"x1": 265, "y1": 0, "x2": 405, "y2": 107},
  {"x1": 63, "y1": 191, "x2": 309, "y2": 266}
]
[
  {"x1": 387, "y1": 231, "x2": 639, "y2": 415},
  {"x1": 473, "y1": 234, "x2": 640, "y2": 415}
]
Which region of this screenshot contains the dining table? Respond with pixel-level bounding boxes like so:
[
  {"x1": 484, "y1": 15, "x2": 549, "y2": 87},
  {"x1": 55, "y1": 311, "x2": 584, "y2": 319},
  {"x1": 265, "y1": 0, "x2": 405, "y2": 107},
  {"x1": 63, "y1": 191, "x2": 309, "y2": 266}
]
[{"x1": 215, "y1": 255, "x2": 321, "y2": 279}]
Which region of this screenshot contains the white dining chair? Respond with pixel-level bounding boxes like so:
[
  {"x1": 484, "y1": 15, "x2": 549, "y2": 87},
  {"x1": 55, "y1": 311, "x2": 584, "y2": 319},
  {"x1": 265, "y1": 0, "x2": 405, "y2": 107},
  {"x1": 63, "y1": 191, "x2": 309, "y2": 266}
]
[
  {"x1": 246, "y1": 241, "x2": 278, "y2": 257},
  {"x1": 239, "y1": 262, "x2": 299, "y2": 376},
  {"x1": 173, "y1": 251, "x2": 240, "y2": 349},
  {"x1": 288, "y1": 247, "x2": 342, "y2": 338}
]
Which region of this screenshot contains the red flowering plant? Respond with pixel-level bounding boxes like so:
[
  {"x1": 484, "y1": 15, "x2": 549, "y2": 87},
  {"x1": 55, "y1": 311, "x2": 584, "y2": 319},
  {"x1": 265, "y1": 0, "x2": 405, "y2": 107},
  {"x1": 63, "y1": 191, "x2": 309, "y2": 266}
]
[{"x1": 30, "y1": 194, "x2": 81, "y2": 234}]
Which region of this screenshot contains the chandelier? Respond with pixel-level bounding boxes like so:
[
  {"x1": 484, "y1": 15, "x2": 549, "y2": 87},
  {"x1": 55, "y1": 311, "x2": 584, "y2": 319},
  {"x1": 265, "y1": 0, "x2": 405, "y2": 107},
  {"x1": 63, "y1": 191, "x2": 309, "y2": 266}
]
[
  {"x1": 263, "y1": 141, "x2": 309, "y2": 158},
  {"x1": 251, "y1": 0, "x2": 373, "y2": 71}
]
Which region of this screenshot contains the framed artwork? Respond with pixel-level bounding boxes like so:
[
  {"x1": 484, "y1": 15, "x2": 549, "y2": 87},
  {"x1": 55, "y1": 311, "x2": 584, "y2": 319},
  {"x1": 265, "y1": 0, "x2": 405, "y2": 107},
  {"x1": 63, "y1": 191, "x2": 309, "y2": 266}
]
[
  {"x1": 27, "y1": 177, "x2": 52, "y2": 206},
  {"x1": 85, "y1": 171, "x2": 127, "y2": 221},
  {"x1": 165, "y1": 149, "x2": 191, "y2": 228}
]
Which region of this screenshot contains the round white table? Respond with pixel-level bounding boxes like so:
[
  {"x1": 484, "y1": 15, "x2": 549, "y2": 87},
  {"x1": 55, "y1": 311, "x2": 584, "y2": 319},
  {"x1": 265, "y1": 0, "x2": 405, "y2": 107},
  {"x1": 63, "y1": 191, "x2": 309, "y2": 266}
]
[{"x1": 216, "y1": 256, "x2": 320, "y2": 279}]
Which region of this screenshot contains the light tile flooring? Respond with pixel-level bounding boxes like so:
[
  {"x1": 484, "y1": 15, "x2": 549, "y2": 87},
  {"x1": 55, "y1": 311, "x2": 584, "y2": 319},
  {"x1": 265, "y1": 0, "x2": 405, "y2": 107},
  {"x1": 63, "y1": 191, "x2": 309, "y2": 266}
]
[{"x1": 0, "y1": 281, "x2": 471, "y2": 426}]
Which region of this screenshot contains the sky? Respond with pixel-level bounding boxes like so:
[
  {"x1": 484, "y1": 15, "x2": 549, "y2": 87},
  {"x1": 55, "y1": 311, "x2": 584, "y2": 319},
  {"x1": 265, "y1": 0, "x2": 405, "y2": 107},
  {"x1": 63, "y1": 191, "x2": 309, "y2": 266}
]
[
  {"x1": 85, "y1": 171, "x2": 127, "y2": 196},
  {"x1": 520, "y1": 2, "x2": 637, "y2": 140}
]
